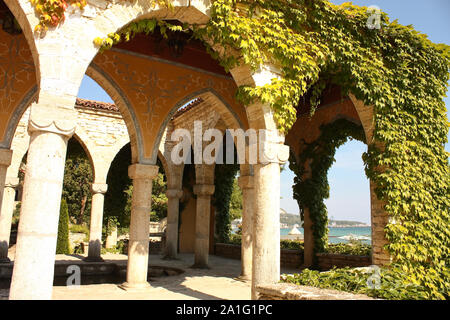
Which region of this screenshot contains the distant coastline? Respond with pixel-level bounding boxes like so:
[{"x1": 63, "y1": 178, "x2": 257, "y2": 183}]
[{"x1": 327, "y1": 224, "x2": 370, "y2": 228}]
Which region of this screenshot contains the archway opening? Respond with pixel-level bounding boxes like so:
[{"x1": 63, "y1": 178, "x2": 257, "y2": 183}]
[{"x1": 325, "y1": 140, "x2": 371, "y2": 247}]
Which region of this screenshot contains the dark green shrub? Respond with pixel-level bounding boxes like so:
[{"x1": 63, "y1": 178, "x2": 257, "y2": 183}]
[{"x1": 56, "y1": 199, "x2": 71, "y2": 254}]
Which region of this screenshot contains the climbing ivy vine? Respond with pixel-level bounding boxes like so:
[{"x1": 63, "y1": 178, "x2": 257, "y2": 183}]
[
  {"x1": 213, "y1": 163, "x2": 240, "y2": 243},
  {"x1": 28, "y1": 0, "x2": 450, "y2": 299},
  {"x1": 289, "y1": 119, "x2": 366, "y2": 255}
]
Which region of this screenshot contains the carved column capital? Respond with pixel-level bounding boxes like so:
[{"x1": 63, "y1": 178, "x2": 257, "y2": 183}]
[
  {"x1": 166, "y1": 189, "x2": 183, "y2": 199},
  {"x1": 193, "y1": 184, "x2": 215, "y2": 197},
  {"x1": 258, "y1": 139, "x2": 290, "y2": 165},
  {"x1": 28, "y1": 102, "x2": 77, "y2": 138},
  {"x1": 238, "y1": 175, "x2": 254, "y2": 190},
  {"x1": 4, "y1": 177, "x2": 20, "y2": 189},
  {"x1": 128, "y1": 164, "x2": 159, "y2": 180},
  {"x1": 0, "y1": 149, "x2": 13, "y2": 167},
  {"x1": 91, "y1": 183, "x2": 108, "y2": 194}
]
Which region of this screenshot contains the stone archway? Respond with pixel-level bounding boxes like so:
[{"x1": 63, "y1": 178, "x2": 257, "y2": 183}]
[{"x1": 285, "y1": 87, "x2": 390, "y2": 268}]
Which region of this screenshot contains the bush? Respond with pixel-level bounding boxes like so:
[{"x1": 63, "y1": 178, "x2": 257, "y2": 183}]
[
  {"x1": 101, "y1": 239, "x2": 128, "y2": 255},
  {"x1": 281, "y1": 240, "x2": 304, "y2": 251},
  {"x1": 227, "y1": 234, "x2": 242, "y2": 245},
  {"x1": 56, "y1": 199, "x2": 71, "y2": 254},
  {"x1": 282, "y1": 265, "x2": 443, "y2": 300},
  {"x1": 69, "y1": 224, "x2": 89, "y2": 235},
  {"x1": 324, "y1": 243, "x2": 371, "y2": 256},
  {"x1": 224, "y1": 236, "x2": 372, "y2": 256},
  {"x1": 225, "y1": 235, "x2": 305, "y2": 251}
]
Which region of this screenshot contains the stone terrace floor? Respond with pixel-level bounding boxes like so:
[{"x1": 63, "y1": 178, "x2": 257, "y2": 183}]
[{"x1": 0, "y1": 253, "x2": 300, "y2": 300}]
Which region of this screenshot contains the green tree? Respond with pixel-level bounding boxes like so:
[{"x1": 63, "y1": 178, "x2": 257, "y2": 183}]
[
  {"x1": 104, "y1": 144, "x2": 168, "y2": 228},
  {"x1": 150, "y1": 172, "x2": 168, "y2": 221},
  {"x1": 56, "y1": 199, "x2": 70, "y2": 254},
  {"x1": 104, "y1": 144, "x2": 132, "y2": 228},
  {"x1": 213, "y1": 163, "x2": 239, "y2": 243},
  {"x1": 62, "y1": 138, "x2": 93, "y2": 225},
  {"x1": 229, "y1": 178, "x2": 242, "y2": 221}
]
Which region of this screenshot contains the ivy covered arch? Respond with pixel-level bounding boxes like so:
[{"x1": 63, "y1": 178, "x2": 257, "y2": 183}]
[{"x1": 289, "y1": 118, "x2": 366, "y2": 261}]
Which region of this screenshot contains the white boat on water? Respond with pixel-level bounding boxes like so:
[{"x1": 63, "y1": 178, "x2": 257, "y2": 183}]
[{"x1": 288, "y1": 226, "x2": 302, "y2": 235}]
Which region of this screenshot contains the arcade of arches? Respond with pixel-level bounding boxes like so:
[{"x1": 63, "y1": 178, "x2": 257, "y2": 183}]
[{"x1": 0, "y1": 0, "x2": 392, "y2": 300}]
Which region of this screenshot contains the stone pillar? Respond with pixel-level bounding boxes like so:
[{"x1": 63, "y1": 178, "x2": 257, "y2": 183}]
[
  {"x1": 192, "y1": 184, "x2": 215, "y2": 268},
  {"x1": 120, "y1": 164, "x2": 158, "y2": 290},
  {"x1": 9, "y1": 102, "x2": 76, "y2": 300},
  {"x1": 251, "y1": 140, "x2": 289, "y2": 300},
  {"x1": 0, "y1": 177, "x2": 19, "y2": 263},
  {"x1": 105, "y1": 226, "x2": 118, "y2": 249},
  {"x1": 85, "y1": 183, "x2": 108, "y2": 262},
  {"x1": 301, "y1": 160, "x2": 314, "y2": 268},
  {"x1": 164, "y1": 188, "x2": 183, "y2": 259},
  {"x1": 0, "y1": 149, "x2": 13, "y2": 223},
  {"x1": 370, "y1": 181, "x2": 390, "y2": 265},
  {"x1": 302, "y1": 207, "x2": 314, "y2": 268},
  {"x1": 238, "y1": 175, "x2": 254, "y2": 281}
]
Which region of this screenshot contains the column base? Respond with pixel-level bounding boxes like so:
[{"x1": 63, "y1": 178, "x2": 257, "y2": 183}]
[
  {"x1": 236, "y1": 274, "x2": 251, "y2": 282},
  {"x1": 0, "y1": 257, "x2": 11, "y2": 264},
  {"x1": 83, "y1": 256, "x2": 105, "y2": 263},
  {"x1": 118, "y1": 281, "x2": 151, "y2": 292}
]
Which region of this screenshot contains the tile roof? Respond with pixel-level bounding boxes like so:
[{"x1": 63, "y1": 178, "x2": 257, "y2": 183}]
[
  {"x1": 75, "y1": 98, "x2": 120, "y2": 112},
  {"x1": 172, "y1": 98, "x2": 204, "y2": 119}
]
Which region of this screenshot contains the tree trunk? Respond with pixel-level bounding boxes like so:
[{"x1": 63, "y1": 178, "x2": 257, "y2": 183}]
[{"x1": 79, "y1": 194, "x2": 87, "y2": 224}]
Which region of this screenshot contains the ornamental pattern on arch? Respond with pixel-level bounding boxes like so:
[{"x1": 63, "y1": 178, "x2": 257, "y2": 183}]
[
  {"x1": 93, "y1": 49, "x2": 239, "y2": 135},
  {"x1": 0, "y1": 32, "x2": 34, "y2": 115}
]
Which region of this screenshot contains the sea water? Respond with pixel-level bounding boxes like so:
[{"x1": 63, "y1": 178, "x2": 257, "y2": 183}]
[{"x1": 280, "y1": 227, "x2": 372, "y2": 244}]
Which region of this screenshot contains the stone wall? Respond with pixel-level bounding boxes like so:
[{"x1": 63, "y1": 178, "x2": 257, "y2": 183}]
[
  {"x1": 214, "y1": 243, "x2": 304, "y2": 269},
  {"x1": 256, "y1": 283, "x2": 373, "y2": 300},
  {"x1": 10, "y1": 99, "x2": 130, "y2": 184},
  {"x1": 214, "y1": 243, "x2": 371, "y2": 270},
  {"x1": 316, "y1": 253, "x2": 371, "y2": 270}
]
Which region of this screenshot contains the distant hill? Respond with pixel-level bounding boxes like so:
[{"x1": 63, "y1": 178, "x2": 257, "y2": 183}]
[
  {"x1": 280, "y1": 209, "x2": 369, "y2": 227},
  {"x1": 280, "y1": 210, "x2": 302, "y2": 227},
  {"x1": 329, "y1": 219, "x2": 369, "y2": 227}
]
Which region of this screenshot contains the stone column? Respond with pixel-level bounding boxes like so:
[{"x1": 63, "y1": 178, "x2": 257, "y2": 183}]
[
  {"x1": 9, "y1": 102, "x2": 76, "y2": 300},
  {"x1": 302, "y1": 207, "x2": 314, "y2": 267},
  {"x1": 370, "y1": 180, "x2": 390, "y2": 265},
  {"x1": 192, "y1": 184, "x2": 215, "y2": 268},
  {"x1": 251, "y1": 140, "x2": 289, "y2": 300},
  {"x1": 105, "y1": 226, "x2": 118, "y2": 249},
  {"x1": 238, "y1": 175, "x2": 254, "y2": 281},
  {"x1": 120, "y1": 164, "x2": 158, "y2": 290},
  {"x1": 0, "y1": 149, "x2": 13, "y2": 221},
  {"x1": 301, "y1": 160, "x2": 314, "y2": 268},
  {"x1": 85, "y1": 183, "x2": 108, "y2": 262},
  {"x1": 164, "y1": 188, "x2": 183, "y2": 259},
  {"x1": 0, "y1": 176, "x2": 19, "y2": 263}
]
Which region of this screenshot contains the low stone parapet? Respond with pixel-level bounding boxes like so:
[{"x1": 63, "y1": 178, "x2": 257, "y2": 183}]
[
  {"x1": 316, "y1": 253, "x2": 371, "y2": 270},
  {"x1": 214, "y1": 243, "x2": 304, "y2": 268},
  {"x1": 214, "y1": 244, "x2": 371, "y2": 270},
  {"x1": 256, "y1": 283, "x2": 373, "y2": 300}
]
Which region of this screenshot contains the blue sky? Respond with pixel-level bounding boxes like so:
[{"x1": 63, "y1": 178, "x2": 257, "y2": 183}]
[{"x1": 78, "y1": 0, "x2": 450, "y2": 224}]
